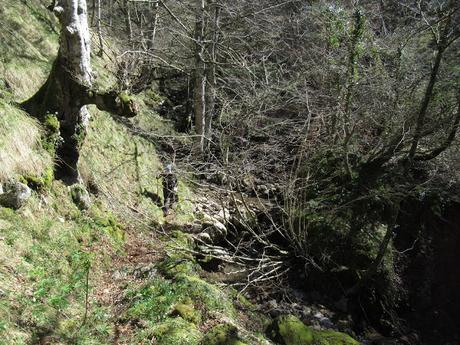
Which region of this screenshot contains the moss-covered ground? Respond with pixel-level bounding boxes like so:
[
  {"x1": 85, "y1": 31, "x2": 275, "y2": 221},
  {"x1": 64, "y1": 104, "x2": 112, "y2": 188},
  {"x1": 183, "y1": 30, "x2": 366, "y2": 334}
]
[{"x1": 0, "y1": 185, "x2": 122, "y2": 344}]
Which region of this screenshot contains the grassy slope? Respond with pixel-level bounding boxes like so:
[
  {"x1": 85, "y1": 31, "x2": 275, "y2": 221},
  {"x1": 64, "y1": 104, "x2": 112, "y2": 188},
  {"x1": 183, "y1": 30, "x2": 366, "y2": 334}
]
[
  {"x1": 0, "y1": 2, "x2": 269, "y2": 345},
  {"x1": 0, "y1": 0, "x2": 56, "y2": 181}
]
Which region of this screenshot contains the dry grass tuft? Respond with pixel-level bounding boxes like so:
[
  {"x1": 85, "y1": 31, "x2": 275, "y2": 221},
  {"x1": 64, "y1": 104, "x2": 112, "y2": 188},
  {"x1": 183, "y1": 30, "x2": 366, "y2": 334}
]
[{"x1": 0, "y1": 102, "x2": 52, "y2": 181}]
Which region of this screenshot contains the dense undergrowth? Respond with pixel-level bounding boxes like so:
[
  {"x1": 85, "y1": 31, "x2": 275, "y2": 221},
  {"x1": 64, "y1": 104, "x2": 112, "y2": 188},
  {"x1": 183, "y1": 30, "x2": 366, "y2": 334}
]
[{"x1": 0, "y1": 1, "x2": 397, "y2": 344}]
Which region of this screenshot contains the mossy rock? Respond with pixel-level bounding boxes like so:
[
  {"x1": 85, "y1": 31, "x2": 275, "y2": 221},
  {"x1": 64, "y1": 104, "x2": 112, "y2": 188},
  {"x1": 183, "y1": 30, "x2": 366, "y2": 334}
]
[
  {"x1": 70, "y1": 184, "x2": 91, "y2": 210},
  {"x1": 174, "y1": 274, "x2": 236, "y2": 318},
  {"x1": 20, "y1": 167, "x2": 54, "y2": 191},
  {"x1": 269, "y1": 315, "x2": 314, "y2": 345},
  {"x1": 167, "y1": 230, "x2": 196, "y2": 249},
  {"x1": 202, "y1": 324, "x2": 247, "y2": 345},
  {"x1": 313, "y1": 330, "x2": 360, "y2": 345},
  {"x1": 116, "y1": 92, "x2": 138, "y2": 117},
  {"x1": 157, "y1": 231, "x2": 201, "y2": 278},
  {"x1": 269, "y1": 315, "x2": 359, "y2": 345},
  {"x1": 124, "y1": 272, "x2": 235, "y2": 325},
  {"x1": 171, "y1": 303, "x2": 202, "y2": 324},
  {"x1": 151, "y1": 317, "x2": 202, "y2": 345},
  {"x1": 157, "y1": 249, "x2": 200, "y2": 278}
]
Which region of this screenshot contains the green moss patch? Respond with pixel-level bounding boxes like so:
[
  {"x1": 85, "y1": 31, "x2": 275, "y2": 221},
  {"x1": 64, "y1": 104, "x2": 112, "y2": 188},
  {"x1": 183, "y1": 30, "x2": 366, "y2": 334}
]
[
  {"x1": 124, "y1": 273, "x2": 236, "y2": 324},
  {"x1": 157, "y1": 231, "x2": 201, "y2": 278},
  {"x1": 149, "y1": 317, "x2": 202, "y2": 345},
  {"x1": 269, "y1": 315, "x2": 359, "y2": 345},
  {"x1": 171, "y1": 303, "x2": 202, "y2": 324},
  {"x1": 20, "y1": 167, "x2": 54, "y2": 191},
  {"x1": 313, "y1": 329, "x2": 360, "y2": 345},
  {"x1": 202, "y1": 324, "x2": 247, "y2": 345}
]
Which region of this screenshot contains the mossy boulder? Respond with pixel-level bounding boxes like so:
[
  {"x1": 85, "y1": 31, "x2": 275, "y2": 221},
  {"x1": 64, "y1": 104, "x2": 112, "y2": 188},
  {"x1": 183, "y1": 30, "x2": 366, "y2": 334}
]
[
  {"x1": 70, "y1": 184, "x2": 91, "y2": 210},
  {"x1": 313, "y1": 329, "x2": 360, "y2": 345},
  {"x1": 269, "y1": 315, "x2": 314, "y2": 345},
  {"x1": 0, "y1": 181, "x2": 32, "y2": 209},
  {"x1": 171, "y1": 303, "x2": 202, "y2": 324},
  {"x1": 20, "y1": 167, "x2": 54, "y2": 191},
  {"x1": 124, "y1": 272, "x2": 235, "y2": 326},
  {"x1": 151, "y1": 317, "x2": 202, "y2": 345},
  {"x1": 202, "y1": 324, "x2": 247, "y2": 345},
  {"x1": 174, "y1": 274, "x2": 236, "y2": 318},
  {"x1": 158, "y1": 256, "x2": 199, "y2": 278},
  {"x1": 157, "y1": 231, "x2": 201, "y2": 278},
  {"x1": 269, "y1": 315, "x2": 359, "y2": 345}
]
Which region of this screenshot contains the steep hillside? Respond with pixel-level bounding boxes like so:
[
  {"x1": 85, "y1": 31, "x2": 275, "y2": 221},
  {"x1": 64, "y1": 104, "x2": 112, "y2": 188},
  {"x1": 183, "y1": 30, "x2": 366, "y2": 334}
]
[
  {"x1": 0, "y1": 0, "x2": 57, "y2": 182},
  {"x1": 0, "y1": 1, "x2": 362, "y2": 345}
]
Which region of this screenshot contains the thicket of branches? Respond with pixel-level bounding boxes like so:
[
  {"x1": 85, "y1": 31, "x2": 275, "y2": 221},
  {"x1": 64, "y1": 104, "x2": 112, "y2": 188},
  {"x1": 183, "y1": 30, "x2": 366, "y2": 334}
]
[{"x1": 88, "y1": 0, "x2": 460, "y2": 334}]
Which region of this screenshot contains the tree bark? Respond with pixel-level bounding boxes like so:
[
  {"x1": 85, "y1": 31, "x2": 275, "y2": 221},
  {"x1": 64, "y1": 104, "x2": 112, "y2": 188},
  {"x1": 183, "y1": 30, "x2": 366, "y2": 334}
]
[
  {"x1": 147, "y1": 0, "x2": 159, "y2": 50},
  {"x1": 407, "y1": 12, "x2": 452, "y2": 161},
  {"x1": 21, "y1": 0, "x2": 138, "y2": 184},
  {"x1": 96, "y1": 0, "x2": 103, "y2": 56},
  {"x1": 193, "y1": 0, "x2": 206, "y2": 151},
  {"x1": 204, "y1": 0, "x2": 219, "y2": 150},
  {"x1": 124, "y1": 0, "x2": 133, "y2": 47}
]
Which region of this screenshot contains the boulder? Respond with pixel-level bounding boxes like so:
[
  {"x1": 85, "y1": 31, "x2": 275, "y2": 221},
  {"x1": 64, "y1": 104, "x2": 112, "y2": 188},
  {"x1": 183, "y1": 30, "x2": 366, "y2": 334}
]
[
  {"x1": 70, "y1": 184, "x2": 91, "y2": 210},
  {"x1": 201, "y1": 217, "x2": 227, "y2": 243},
  {"x1": 268, "y1": 315, "x2": 359, "y2": 345},
  {"x1": 0, "y1": 182, "x2": 32, "y2": 209},
  {"x1": 202, "y1": 323, "x2": 247, "y2": 345},
  {"x1": 268, "y1": 315, "x2": 314, "y2": 345},
  {"x1": 170, "y1": 303, "x2": 201, "y2": 324},
  {"x1": 195, "y1": 232, "x2": 212, "y2": 244}
]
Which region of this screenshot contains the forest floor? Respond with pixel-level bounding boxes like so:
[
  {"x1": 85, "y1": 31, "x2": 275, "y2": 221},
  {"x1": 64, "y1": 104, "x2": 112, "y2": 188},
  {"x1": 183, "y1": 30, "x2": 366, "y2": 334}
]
[{"x1": 93, "y1": 228, "x2": 164, "y2": 344}]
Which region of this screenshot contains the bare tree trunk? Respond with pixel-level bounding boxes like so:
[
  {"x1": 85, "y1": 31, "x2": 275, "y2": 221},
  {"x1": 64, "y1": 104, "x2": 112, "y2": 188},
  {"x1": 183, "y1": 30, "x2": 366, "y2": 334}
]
[
  {"x1": 22, "y1": 0, "x2": 138, "y2": 184},
  {"x1": 408, "y1": 13, "x2": 451, "y2": 161},
  {"x1": 341, "y1": 9, "x2": 364, "y2": 144},
  {"x1": 53, "y1": 0, "x2": 92, "y2": 183},
  {"x1": 149, "y1": 0, "x2": 159, "y2": 50},
  {"x1": 109, "y1": 0, "x2": 113, "y2": 27},
  {"x1": 124, "y1": 0, "x2": 133, "y2": 46},
  {"x1": 204, "y1": 0, "x2": 219, "y2": 150},
  {"x1": 193, "y1": 0, "x2": 206, "y2": 151},
  {"x1": 90, "y1": 0, "x2": 96, "y2": 25},
  {"x1": 96, "y1": 0, "x2": 103, "y2": 56},
  {"x1": 346, "y1": 204, "x2": 400, "y2": 297},
  {"x1": 415, "y1": 90, "x2": 460, "y2": 161},
  {"x1": 367, "y1": 206, "x2": 399, "y2": 277}
]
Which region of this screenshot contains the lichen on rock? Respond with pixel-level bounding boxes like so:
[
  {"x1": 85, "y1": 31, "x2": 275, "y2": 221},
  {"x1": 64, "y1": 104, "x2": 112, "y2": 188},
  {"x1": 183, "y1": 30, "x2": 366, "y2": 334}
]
[
  {"x1": 0, "y1": 181, "x2": 32, "y2": 209},
  {"x1": 70, "y1": 183, "x2": 91, "y2": 210}
]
